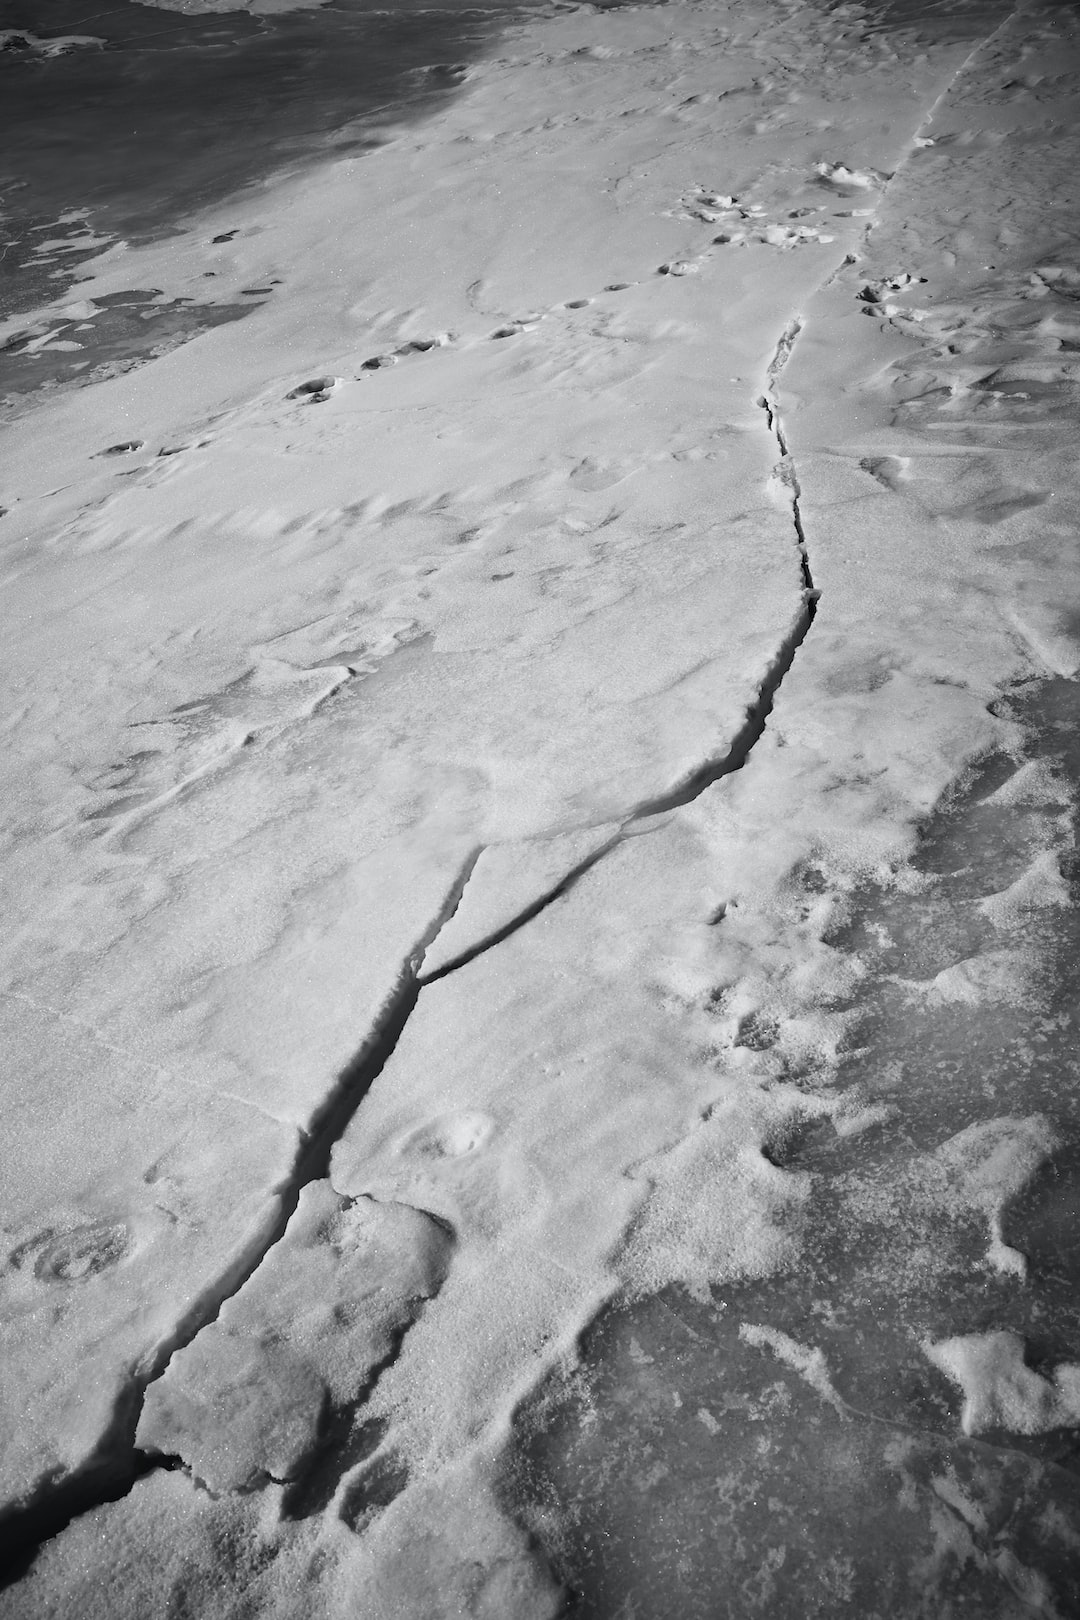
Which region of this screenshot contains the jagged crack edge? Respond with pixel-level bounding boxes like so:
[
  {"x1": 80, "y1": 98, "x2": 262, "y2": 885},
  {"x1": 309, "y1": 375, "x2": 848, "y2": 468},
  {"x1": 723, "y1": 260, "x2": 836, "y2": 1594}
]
[
  {"x1": 0, "y1": 852, "x2": 483, "y2": 1588},
  {"x1": 0, "y1": 308, "x2": 821, "y2": 1585},
  {"x1": 418, "y1": 833, "x2": 623, "y2": 984},
  {"x1": 424, "y1": 324, "x2": 819, "y2": 970}
]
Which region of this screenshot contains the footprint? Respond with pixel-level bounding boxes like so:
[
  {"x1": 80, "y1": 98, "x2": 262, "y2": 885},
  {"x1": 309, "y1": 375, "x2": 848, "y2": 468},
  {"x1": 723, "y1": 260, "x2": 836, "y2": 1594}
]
[
  {"x1": 605, "y1": 283, "x2": 632, "y2": 292},
  {"x1": 859, "y1": 455, "x2": 908, "y2": 491},
  {"x1": 287, "y1": 376, "x2": 338, "y2": 401},
  {"x1": 10, "y1": 1221, "x2": 131, "y2": 1282},
  {"x1": 657, "y1": 261, "x2": 700, "y2": 277},
  {"x1": 360, "y1": 354, "x2": 398, "y2": 370},
  {"x1": 564, "y1": 299, "x2": 592, "y2": 310},
  {"x1": 394, "y1": 335, "x2": 450, "y2": 354},
  {"x1": 211, "y1": 230, "x2": 238, "y2": 244},
  {"x1": 94, "y1": 440, "x2": 144, "y2": 458},
  {"x1": 399, "y1": 1113, "x2": 496, "y2": 1161},
  {"x1": 339, "y1": 1450, "x2": 409, "y2": 1533},
  {"x1": 568, "y1": 456, "x2": 632, "y2": 491}
]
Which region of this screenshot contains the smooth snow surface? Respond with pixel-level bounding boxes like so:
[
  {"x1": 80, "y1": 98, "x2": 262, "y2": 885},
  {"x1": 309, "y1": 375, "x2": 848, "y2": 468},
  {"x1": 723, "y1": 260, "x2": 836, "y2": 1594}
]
[{"x1": 4, "y1": 0, "x2": 1080, "y2": 1611}]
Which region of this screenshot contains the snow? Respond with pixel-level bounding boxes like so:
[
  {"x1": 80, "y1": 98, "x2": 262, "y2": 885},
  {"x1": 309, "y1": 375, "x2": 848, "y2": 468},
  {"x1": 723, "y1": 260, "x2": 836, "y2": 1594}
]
[
  {"x1": 925, "y1": 1330, "x2": 1080, "y2": 1438},
  {"x1": 135, "y1": 1182, "x2": 450, "y2": 1493},
  {"x1": 4, "y1": 0, "x2": 1080, "y2": 1609}
]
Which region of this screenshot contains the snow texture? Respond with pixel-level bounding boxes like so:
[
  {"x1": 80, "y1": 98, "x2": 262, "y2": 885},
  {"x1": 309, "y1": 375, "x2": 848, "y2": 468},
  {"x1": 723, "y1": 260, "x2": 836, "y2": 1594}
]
[{"x1": 5, "y1": 0, "x2": 1080, "y2": 1610}]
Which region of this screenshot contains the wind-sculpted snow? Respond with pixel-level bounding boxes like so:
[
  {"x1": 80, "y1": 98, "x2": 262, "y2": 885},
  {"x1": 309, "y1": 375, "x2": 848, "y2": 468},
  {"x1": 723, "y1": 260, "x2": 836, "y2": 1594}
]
[{"x1": 5, "y1": 0, "x2": 1080, "y2": 1612}]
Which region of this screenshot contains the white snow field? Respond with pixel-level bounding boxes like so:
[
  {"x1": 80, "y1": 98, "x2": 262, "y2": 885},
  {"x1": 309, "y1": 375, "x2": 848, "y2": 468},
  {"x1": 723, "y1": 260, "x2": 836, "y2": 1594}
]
[{"x1": 4, "y1": 0, "x2": 1080, "y2": 1611}]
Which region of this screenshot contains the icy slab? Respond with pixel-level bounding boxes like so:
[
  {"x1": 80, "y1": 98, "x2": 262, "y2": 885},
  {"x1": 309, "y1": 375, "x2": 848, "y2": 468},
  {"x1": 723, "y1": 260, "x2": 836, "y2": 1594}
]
[
  {"x1": 513, "y1": 1287, "x2": 1080, "y2": 1619},
  {"x1": 137, "y1": 1182, "x2": 450, "y2": 1493}
]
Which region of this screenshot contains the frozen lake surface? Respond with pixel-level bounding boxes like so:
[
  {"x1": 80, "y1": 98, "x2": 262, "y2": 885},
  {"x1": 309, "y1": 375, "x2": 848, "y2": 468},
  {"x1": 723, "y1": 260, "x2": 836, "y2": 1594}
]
[
  {"x1": 1, "y1": 0, "x2": 521, "y2": 394},
  {"x1": 3, "y1": 0, "x2": 1080, "y2": 1611}
]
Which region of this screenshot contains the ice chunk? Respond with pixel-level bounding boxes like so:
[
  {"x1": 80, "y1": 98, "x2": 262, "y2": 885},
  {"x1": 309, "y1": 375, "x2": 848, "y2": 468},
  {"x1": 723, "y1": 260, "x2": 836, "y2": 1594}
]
[
  {"x1": 137, "y1": 1183, "x2": 450, "y2": 1492},
  {"x1": 136, "y1": 1330, "x2": 327, "y2": 1492}
]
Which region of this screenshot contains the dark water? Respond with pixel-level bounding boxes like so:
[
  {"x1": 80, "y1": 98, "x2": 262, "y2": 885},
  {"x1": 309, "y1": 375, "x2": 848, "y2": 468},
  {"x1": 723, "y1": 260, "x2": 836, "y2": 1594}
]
[
  {"x1": 0, "y1": 0, "x2": 534, "y2": 398},
  {"x1": 0, "y1": 0, "x2": 526, "y2": 305}
]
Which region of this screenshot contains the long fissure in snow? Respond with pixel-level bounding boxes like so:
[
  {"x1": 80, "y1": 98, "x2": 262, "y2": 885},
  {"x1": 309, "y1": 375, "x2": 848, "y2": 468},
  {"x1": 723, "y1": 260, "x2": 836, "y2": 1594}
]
[
  {"x1": 1, "y1": 314, "x2": 823, "y2": 1589},
  {"x1": 628, "y1": 319, "x2": 818, "y2": 819},
  {"x1": 0, "y1": 969, "x2": 428, "y2": 1586}
]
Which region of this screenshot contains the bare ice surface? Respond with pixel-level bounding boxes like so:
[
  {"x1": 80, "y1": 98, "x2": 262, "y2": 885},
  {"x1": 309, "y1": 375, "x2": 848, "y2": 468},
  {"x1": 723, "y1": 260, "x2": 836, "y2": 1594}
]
[{"x1": 4, "y1": 0, "x2": 1080, "y2": 1611}]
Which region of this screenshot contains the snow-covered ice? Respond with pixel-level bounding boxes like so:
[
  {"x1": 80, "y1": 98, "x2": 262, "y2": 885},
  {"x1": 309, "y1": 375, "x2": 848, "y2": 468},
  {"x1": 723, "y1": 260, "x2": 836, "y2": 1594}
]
[{"x1": 4, "y1": 0, "x2": 1080, "y2": 1610}]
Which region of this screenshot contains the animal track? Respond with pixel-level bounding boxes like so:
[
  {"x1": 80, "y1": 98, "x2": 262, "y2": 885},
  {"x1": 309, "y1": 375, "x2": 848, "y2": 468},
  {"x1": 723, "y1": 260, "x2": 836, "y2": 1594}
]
[
  {"x1": 357, "y1": 334, "x2": 451, "y2": 370},
  {"x1": 10, "y1": 1221, "x2": 131, "y2": 1283},
  {"x1": 302, "y1": 188, "x2": 847, "y2": 417},
  {"x1": 398, "y1": 1112, "x2": 495, "y2": 1161},
  {"x1": 288, "y1": 376, "x2": 339, "y2": 402},
  {"x1": 674, "y1": 185, "x2": 836, "y2": 253},
  {"x1": 859, "y1": 455, "x2": 908, "y2": 492},
  {"x1": 95, "y1": 440, "x2": 144, "y2": 457}
]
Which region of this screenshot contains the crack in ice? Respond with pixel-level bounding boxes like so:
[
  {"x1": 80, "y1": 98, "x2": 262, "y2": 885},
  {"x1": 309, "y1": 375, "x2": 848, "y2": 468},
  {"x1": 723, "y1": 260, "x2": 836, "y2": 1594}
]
[{"x1": 0, "y1": 312, "x2": 825, "y2": 1585}]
